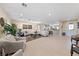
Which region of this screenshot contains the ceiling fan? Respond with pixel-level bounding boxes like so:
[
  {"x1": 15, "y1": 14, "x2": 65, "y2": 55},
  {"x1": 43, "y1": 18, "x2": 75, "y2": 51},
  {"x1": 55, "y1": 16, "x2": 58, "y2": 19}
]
[{"x1": 22, "y1": 3, "x2": 27, "y2": 7}]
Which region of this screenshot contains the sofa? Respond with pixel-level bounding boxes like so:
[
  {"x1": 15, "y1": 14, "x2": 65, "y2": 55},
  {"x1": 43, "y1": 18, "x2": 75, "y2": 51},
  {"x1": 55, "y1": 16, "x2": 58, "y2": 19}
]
[
  {"x1": 37, "y1": 30, "x2": 49, "y2": 37},
  {"x1": 0, "y1": 34, "x2": 26, "y2": 56},
  {"x1": 0, "y1": 41, "x2": 26, "y2": 56}
]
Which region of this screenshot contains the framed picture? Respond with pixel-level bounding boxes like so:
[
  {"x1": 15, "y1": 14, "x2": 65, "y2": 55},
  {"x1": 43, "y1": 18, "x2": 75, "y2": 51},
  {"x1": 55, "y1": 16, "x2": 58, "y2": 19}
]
[
  {"x1": 23, "y1": 24, "x2": 32, "y2": 29},
  {"x1": 23, "y1": 24, "x2": 28, "y2": 29},
  {"x1": 0, "y1": 17, "x2": 5, "y2": 27},
  {"x1": 28, "y1": 25, "x2": 32, "y2": 29}
]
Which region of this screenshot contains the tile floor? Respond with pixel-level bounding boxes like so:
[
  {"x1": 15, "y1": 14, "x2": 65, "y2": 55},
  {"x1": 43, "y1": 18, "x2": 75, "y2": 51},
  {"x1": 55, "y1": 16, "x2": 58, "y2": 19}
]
[{"x1": 23, "y1": 35, "x2": 79, "y2": 56}]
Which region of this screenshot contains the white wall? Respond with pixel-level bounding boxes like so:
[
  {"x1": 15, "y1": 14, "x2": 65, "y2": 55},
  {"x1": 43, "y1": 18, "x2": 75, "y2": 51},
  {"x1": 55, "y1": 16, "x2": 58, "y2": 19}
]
[
  {"x1": 59, "y1": 19, "x2": 78, "y2": 36},
  {"x1": 11, "y1": 20, "x2": 51, "y2": 33},
  {"x1": 0, "y1": 7, "x2": 11, "y2": 38},
  {"x1": 0, "y1": 8, "x2": 11, "y2": 24},
  {"x1": 12, "y1": 20, "x2": 40, "y2": 32}
]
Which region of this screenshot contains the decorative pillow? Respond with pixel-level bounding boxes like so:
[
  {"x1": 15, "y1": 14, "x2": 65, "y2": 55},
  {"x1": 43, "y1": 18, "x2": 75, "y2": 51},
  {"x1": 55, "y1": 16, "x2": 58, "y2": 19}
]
[{"x1": 3, "y1": 34, "x2": 16, "y2": 41}]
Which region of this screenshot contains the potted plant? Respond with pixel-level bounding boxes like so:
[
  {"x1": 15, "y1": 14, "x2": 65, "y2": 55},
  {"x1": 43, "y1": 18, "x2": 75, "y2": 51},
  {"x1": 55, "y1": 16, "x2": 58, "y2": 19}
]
[{"x1": 4, "y1": 23, "x2": 17, "y2": 36}]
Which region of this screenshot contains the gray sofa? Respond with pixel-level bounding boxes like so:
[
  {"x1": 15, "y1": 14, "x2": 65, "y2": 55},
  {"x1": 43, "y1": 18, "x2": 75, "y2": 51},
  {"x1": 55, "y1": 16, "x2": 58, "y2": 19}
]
[{"x1": 0, "y1": 41, "x2": 26, "y2": 56}]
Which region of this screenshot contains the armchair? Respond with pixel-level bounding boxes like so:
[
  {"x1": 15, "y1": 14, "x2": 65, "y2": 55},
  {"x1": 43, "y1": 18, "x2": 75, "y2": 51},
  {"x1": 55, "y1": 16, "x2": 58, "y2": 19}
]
[{"x1": 71, "y1": 34, "x2": 79, "y2": 56}]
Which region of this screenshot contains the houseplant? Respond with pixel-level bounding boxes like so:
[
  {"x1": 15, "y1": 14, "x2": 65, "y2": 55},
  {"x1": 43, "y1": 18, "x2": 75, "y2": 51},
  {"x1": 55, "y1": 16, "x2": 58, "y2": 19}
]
[{"x1": 4, "y1": 23, "x2": 17, "y2": 36}]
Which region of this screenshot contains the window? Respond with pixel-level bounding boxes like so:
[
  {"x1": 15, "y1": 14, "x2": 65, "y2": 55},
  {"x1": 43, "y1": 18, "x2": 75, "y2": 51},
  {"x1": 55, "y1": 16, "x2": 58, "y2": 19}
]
[{"x1": 69, "y1": 23, "x2": 74, "y2": 30}]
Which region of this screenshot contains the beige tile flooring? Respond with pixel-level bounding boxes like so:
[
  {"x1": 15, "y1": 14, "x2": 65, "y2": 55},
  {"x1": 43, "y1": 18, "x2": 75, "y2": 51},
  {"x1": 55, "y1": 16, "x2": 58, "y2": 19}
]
[{"x1": 23, "y1": 35, "x2": 79, "y2": 56}]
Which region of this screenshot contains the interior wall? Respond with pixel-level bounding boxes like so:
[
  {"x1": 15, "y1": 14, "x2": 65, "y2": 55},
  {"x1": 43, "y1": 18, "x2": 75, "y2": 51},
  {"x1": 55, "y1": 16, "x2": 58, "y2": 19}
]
[
  {"x1": 0, "y1": 8, "x2": 11, "y2": 24},
  {"x1": 59, "y1": 19, "x2": 78, "y2": 36},
  {"x1": 11, "y1": 20, "x2": 40, "y2": 32},
  {"x1": 0, "y1": 7, "x2": 11, "y2": 38},
  {"x1": 11, "y1": 20, "x2": 51, "y2": 33}
]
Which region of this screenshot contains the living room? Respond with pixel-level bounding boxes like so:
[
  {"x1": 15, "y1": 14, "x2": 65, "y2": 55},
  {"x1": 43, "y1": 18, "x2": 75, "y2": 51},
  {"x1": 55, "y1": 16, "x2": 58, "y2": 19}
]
[{"x1": 0, "y1": 2, "x2": 79, "y2": 57}]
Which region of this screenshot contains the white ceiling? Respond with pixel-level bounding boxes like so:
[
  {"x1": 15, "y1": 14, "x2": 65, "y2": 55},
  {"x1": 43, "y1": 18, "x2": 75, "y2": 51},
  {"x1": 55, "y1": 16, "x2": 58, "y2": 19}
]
[{"x1": 0, "y1": 3, "x2": 79, "y2": 24}]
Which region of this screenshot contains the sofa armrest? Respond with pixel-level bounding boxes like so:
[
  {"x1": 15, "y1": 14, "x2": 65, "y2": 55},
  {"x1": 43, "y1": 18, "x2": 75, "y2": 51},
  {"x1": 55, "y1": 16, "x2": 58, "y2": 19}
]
[{"x1": 12, "y1": 49, "x2": 23, "y2": 56}]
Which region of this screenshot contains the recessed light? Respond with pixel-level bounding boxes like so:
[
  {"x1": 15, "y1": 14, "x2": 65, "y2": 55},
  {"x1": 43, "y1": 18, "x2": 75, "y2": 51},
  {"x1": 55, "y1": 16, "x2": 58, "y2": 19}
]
[
  {"x1": 48, "y1": 13, "x2": 51, "y2": 16},
  {"x1": 20, "y1": 13, "x2": 23, "y2": 17}
]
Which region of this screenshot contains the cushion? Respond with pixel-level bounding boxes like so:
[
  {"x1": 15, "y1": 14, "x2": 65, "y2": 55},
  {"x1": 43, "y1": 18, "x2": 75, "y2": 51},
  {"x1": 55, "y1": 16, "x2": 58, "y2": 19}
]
[{"x1": 1, "y1": 34, "x2": 16, "y2": 41}]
